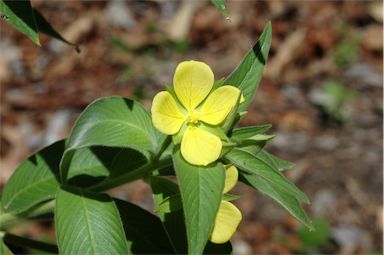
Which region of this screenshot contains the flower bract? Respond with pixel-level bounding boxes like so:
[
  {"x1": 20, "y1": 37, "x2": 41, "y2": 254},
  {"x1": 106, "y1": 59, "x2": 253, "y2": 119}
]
[{"x1": 151, "y1": 61, "x2": 241, "y2": 166}]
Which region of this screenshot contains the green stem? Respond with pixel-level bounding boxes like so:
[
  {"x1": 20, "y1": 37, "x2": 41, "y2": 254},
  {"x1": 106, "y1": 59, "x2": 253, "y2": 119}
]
[
  {"x1": 89, "y1": 156, "x2": 173, "y2": 192},
  {"x1": 3, "y1": 232, "x2": 58, "y2": 254},
  {"x1": 155, "y1": 136, "x2": 172, "y2": 161}
]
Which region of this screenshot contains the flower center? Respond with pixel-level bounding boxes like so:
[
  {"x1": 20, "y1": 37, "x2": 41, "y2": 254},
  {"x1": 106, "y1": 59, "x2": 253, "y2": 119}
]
[{"x1": 187, "y1": 111, "x2": 200, "y2": 125}]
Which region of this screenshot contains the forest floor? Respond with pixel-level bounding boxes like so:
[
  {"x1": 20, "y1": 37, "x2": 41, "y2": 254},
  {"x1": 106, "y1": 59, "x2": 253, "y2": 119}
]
[{"x1": 1, "y1": 1, "x2": 383, "y2": 254}]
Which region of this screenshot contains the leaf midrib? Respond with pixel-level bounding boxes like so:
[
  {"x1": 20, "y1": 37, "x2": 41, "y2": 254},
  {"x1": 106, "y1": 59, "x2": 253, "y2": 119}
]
[{"x1": 79, "y1": 189, "x2": 96, "y2": 255}]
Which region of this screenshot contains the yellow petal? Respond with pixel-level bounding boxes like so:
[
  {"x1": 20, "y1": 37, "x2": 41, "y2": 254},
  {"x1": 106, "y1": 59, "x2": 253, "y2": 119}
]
[
  {"x1": 173, "y1": 61, "x2": 214, "y2": 112},
  {"x1": 210, "y1": 201, "x2": 242, "y2": 244},
  {"x1": 199, "y1": 86, "x2": 241, "y2": 125},
  {"x1": 181, "y1": 126, "x2": 221, "y2": 166},
  {"x1": 223, "y1": 164, "x2": 238, "y2": 194},
  {"x1": 240, "y1": 93, "x2": 245, "y2": 103},
  {"x1": 151, "y1": 91, "x2": 186, "y2": 135}
]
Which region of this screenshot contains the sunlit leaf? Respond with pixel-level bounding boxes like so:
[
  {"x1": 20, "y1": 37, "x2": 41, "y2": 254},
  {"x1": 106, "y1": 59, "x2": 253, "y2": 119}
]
[
  {"x1": 60, "y1": 96, "x2": 166, "y2": 182},
  {"x1": 240, "y1": 173, "x2": 313, "y2": 229},
  {"x1": 0, "y1": 0, "x2": 39, "y2": 44},
  {"x1": 225, "y1": 148, "x2": 309, "y2": 203},
  {"x1": 1, "y1": 140, "x2": 64, "y2": 214},
  {"x1": 224, "y1": 22, "x2": 272, "y2": 112},
  {"x1": 211, "y1": 0, "x2": 229, "y2": 18},
  {"x1": 173, "y1": 149, "x2": 225, "y2": 254},
  {"x1": 55, "y1": 188, "x2": 129, "y2": 254}
]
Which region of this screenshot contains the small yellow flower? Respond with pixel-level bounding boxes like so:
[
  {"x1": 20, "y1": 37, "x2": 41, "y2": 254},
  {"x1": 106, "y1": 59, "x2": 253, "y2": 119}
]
[
  {"x1": 210, "y1": 164, "x2": 242, "y2": 244},
  {"x1": 151, "y1": 61, "x2": 241, "y2": 166}
]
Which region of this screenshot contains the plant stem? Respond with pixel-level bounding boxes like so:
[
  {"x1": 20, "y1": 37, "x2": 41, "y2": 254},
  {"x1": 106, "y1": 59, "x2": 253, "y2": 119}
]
[
  {"x1": 155, "y1": 136, "x2": 172, "y2": 161},
  {"x1": 89, "y1": 156, "x2": 173, "y2": 192},
  {"x1": 3, "y1": 232, "x2": 58, "y2": 254}
]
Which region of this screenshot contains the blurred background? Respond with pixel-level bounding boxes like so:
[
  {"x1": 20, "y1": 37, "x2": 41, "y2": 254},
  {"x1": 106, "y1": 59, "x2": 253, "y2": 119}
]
[{"x1": 0, "y1": 0, "x2": 382, "y2": 254}]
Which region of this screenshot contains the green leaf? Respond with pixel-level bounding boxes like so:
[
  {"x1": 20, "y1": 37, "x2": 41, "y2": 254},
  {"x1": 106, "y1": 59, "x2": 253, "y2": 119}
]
[
  {"x1": 0, "y1": 0, "x2": 39, "y2": 45},
  {"x1": 1, "y1": 140, "x2": 64, "y2": 214},
  {"x1": 67, "y1": 147, "x2": 147, "y2": 187},
  {"x1": 240, "y1": 173, "x2": 313, "y2": 229},
  {"x1": 1, "y1": 141, "x2": 148, "y2": 214},
  {"x1": 173, "y1": 149, "x2": 225, "y2": 255},
  {"x1": 150, "y1": 176, "x2": 187, "y2": 254},
  {"x1": 224, "y1": 21, "x2": 272, "y2": 112},
  {"x1": 257, "y1": 150, "x2": 295, "y2": 171},
  {"x1": 32, "y1": 8, "x2": 79, "y2": 52},
  {"x1": 230, "y1": 124, "x2": 272, "y2": 140},
  {"x1": 298, "y1": 218, "x2": 329, "y2": 247},
  {"x1": 0, "y1": 1, "x2": 77, "y2": 49},
  {"x1": 0, "y1": 234, "x2": 13, "y2": 255},
  {"x1": 155, "y1": 193, "x2": 182, "y2": 213},
  {"x1": 223, "y1": 193, "x2": 240, "y2": 202},
  {"x1": 114, "y1": 199, "x2": 174, "y2": 254},
  {"x1": 60, "y1": 96, "x2": 165, "y2": 182},
  {"x1": 55, "y1": 187, "x2": 129, "y2": 254},
  {"x1": 204, "y1": 241, "x2": 233, "y2": 255},
  {"x1": 225, "y1": 148, "x2": 309, "y2": 203},
  {"x1": 211, "y1": 0, "x2": 229, "y2": 18}
]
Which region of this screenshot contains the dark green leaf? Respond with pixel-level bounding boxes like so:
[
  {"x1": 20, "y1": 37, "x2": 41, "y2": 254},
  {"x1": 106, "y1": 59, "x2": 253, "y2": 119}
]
[
  {"x1": 173, "y1": 149, "x2": 225, "y2": 255},
  {"x1": 224, "y1": 22, "x2": 272, "y2": 112},
  {"x1": 150, "y1": 176, "x2": 187, "y2": 254},
  {"x1": 257, "y1": 150, "x2": 295, "y2": 171},
  {"x1": 1, "y1": 140, "x2": 64, "y2": 214},
  {"x1": 114, "y1": 199, "x2": 174, "y2": 254},
  {"x1": 204, "y1": 241, "x2": 233, "y2": 255},
  {"x1": 0, "y1": 1, "x2": 77, "y2": 49},
  {"x1": 225, "y1": 148, "x2": 309, "y2": 203},
  {"x1": 0, "y1": 235, "x2": 13, "y2": 255},
  {"x1": 155, "y1": 193, "x2": 182, "y2": 213},
  {"x1": 55, "y1": 187, "x2": 129, "y2": 254},
  {"x1": 32, "y1": 8, "x2": 79, "y2": 52},
  {"x1": 0, "y1": 0, "x2": 39, "y2": 44},
  {"x1": 60, "y1": 96, "x2": 165, "y2": 182},
  {"x1": 230, "y1": 124, "x2": 272, "y2": 140},
  {"x1": 240, "y1": 173, "x2": 313, "y2": 229},
  {"x1": 298, "y1": 218, "x2": 329, "y2": 247},
  {"x1": 211, "y1": 0, "x2": 229, "y2": 18},
  {"x1": 67, "y1": 147, "x2": 147, "y2": 187}
]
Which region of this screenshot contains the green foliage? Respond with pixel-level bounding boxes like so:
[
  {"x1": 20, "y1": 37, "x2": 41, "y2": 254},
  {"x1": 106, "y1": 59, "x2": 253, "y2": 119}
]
[
  {"x1": 173, "y1": 150, "x2": 225, "y2": 255},
  {"x1": 0, "y1": 0, "x2": 77, "y2": 49},
  {"x1": 60, "y1": 96, "x2": 166, "y2": 182},
  {"x1": 211, "y1": 0, "x2": 229, "y2": 18},
  {"x1": 298, "y1": 218, "x2": 330, "y2": 248},
  {"x1": 0, "y1": 233, "x2": 13, "y2": 255},
  {"x1": 0, "y1": 22, "x2": 312, "y2": 255},
  {"x1": 0, "y1": 0, "x2": 39, "y2": 44},
  {"x1": 1, "y1": 140, "x2": 64, "y2": 214},
  {"x1": 224, "y1": 21, "x2": 272, "y2": 112},
  {"x1": 55, "y1": 188, "x2": 129, "y2": 254},
  {"x1": 320, "y1": 79, "x2": 358, "y2": 125},
  {"x1": 225, "y1": 149, "x2": 309, "y2": 204},
  {"x1": 333, "y1": 22, "x2": 361, "y2": 69}
]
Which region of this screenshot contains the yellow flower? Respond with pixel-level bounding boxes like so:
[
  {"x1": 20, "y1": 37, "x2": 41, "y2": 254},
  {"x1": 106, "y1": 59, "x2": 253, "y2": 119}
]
[
  {"x1": 151, "y1": 61, "x2": 241, "y2": 166},
  {"x1": 210, "y1": 164, "x2": 242, "y2": 244}
]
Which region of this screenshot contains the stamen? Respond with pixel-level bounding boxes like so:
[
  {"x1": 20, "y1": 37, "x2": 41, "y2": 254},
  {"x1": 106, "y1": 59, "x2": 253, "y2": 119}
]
[{"x1": 187, "y1": 111, "x2": 200, "y2": 124}]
